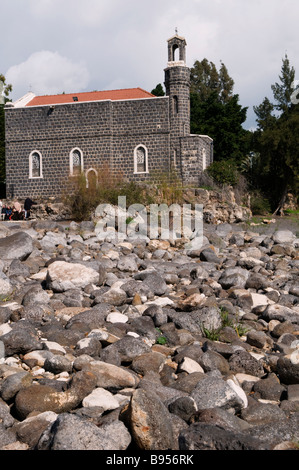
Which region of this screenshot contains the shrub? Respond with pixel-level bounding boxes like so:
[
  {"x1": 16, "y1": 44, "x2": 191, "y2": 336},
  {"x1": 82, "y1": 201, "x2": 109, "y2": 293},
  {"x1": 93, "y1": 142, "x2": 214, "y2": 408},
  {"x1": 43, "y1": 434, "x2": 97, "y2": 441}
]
[
  {"x1": 206, "y1": 159, "x2": 239, "y2": 186},
  {"x1": 62, "y1": 164, "x2": 154, "y2": 221},
  {"x1": 249, "y1": 191, "x2": 271, "y2": 215}
]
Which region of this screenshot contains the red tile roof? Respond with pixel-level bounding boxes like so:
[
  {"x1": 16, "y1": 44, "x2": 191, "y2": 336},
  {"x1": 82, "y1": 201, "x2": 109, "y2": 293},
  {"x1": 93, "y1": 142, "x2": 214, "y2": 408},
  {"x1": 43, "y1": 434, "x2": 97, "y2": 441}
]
[{"x1": 26, "y1": 87, "x2": 155, "y2": 107}]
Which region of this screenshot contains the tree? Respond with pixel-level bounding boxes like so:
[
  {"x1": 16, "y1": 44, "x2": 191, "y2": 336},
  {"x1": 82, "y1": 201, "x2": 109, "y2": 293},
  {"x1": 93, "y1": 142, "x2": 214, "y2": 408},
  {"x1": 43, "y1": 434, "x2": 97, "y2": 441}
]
[
  {"x1": 190, "y1": 59, "x2": 249, "y2": 163},
  {"x1": 253, "y1": 97, "x2": 276, "y2": 131},
  {"x1": 190, "y1": 59, "x2": 234, "y2": 104},
  {"x1": 0, "y1": 75, "x2": 13, "y2": 187},
  {"x1": 271, "y1": 54, "x2": 295, "y2": 113},
  {"x1": 151, "y1": 83, "x2": 165, "y2": 96},
  {"x1": 253, "y1": 54, "x2": 299, "y2": 214}
]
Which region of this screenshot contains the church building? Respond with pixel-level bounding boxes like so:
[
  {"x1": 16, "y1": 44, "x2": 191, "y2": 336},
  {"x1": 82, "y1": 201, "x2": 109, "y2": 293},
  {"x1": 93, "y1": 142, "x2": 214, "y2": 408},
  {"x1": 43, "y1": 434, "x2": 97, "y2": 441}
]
[{"x1": 4, "y1": 34, "x2": 213, "y2": 199}]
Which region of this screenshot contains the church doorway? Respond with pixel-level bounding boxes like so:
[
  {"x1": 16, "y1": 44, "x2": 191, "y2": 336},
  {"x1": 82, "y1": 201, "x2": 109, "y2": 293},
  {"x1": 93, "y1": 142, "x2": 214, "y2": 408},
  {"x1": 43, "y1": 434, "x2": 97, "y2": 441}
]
[{"x1": 86, "y1": 168, "x2": 98, "y2": 190}]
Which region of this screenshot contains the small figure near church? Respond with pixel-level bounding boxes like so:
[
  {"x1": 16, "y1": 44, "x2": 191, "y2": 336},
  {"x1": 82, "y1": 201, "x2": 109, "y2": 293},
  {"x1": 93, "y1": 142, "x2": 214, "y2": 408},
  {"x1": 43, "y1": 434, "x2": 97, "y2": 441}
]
[{"x1": 24, "y1": 197, "x2": 36, "y2": 219}]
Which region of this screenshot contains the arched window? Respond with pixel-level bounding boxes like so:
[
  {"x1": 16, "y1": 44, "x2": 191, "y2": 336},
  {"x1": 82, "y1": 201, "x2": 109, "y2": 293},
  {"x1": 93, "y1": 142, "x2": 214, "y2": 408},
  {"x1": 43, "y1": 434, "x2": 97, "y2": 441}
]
[
  {"x1": 173, "y1": 95, "x2": 179, "y2": 114},
  {"x1": 172, "y1": 44, "x2": 179, "y2": 62},
  {"x1": 134, "y1": 145, "x2": 148, "y2": 174},
  {"x1": 70, "y1": 148, "x2": 83, "y2": 176},
  {"x1": 202, "y1": 148, "x2": 207, "y2": 171},
  {"x1": 29, "y1": 151, "x2": 43, "y2": 178}
]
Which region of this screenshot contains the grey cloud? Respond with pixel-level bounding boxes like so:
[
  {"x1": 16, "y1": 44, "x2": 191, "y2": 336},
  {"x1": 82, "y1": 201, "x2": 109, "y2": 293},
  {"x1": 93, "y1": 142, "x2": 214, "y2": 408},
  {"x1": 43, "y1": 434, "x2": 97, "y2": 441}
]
[{"x1": 2, "y1": 0, "x2": 299, "y2": 129}]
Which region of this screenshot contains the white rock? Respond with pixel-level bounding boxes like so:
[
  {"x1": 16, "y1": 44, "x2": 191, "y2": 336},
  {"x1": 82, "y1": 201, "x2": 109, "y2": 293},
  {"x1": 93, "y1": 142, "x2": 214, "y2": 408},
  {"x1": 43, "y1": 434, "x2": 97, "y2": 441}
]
[
  {"x1": 32, "y1": 367, "x2": 45, "y2": 376},
  {"x1": 30, "y1": 268, "x2": 48, "y2": 281},
  {"x1": 145, "y1": 297, "x2": 174, "y2": 307},
  {"x1": 46, "y1": 261, "x2": 100, "y2": 292},
  {"x1": 0, "y1": 276, "x2": 13, "y2": 297},
  {"x1": 290, "y1": 340, "x2": 299, "y2": 350},
  {"x1": 100, "y1": 287, "x2": 127, "y2": 306},
  {"x1": 106, "y1": 312, "x2": 128, "y2": 323},
  {"x1": 0, "y1": 340, "x2": 4, "y2": 360},
  {"x1": 179, "y1": 357, "x2": 204, "y2": 374},
  {"x1": 226, "y1": 378, "x2": 248, "y2": 408},
  {"x1": 250, "y1": 352, "x2": 265, "y2": 361},
  {"x1": 87, "y1": 329, "x2": 109, "y2": 341},
  {"x1": 235, "y1": 373, "x2": 260, "y2": 385},
  {"x1": 40, "y1": 232, "x2": 67, "y2": 251},
  {"x1": 0, "y1": 323, "x2": 12, "y2": 336},
  {"x1": 272, "y1": 230, "x2": 295, "y2": 244},
  {"x1": 106, "y1": 250, "x2": 120, "y2": 260},
  {"x1": 18, "y1": 411, "x2": 58, "y2": 425},
  {"x1": 114, "y1": 393, "x2": 131, "y2": 407},
  {"x1": 76, "y1": 337, "x2": 94, "y2": 349},
  {"x1": 127, "y1": 332, "x2": 140, "y2": 338},
  {"x1": 250, "y1": 293, "x2": 274, "y2": 308},
  {"x1": 290, "y1": 350, "x2": 299, "y2": 365},
  {"x1": 22, "y1": 350, "x2": 53, "y2": 367},
  {"x1": 43, "y1": 341, "x2": 67, "y2": 354},
  {"x1": 82, "y1": 387, "x2": 120, "y2": 410},
  {"x1": 116, "y1": 242, "x2": 133, "y2": 251}
]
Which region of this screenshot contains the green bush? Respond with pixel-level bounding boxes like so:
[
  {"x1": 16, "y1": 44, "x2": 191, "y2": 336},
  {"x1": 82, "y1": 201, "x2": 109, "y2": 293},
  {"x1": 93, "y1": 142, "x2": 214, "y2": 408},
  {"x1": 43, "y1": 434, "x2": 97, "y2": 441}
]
[
  {"x1": 250, "y1": 191, "x2": 271, "y2": 215},
  {"x1": 206, "y1": 159, "x2": 239, "y2": 186}
]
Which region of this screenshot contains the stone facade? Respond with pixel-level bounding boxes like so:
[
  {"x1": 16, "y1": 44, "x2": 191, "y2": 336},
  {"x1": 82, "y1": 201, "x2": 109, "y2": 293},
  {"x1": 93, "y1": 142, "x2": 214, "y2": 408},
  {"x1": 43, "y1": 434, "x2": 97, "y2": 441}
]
[{"x1": 5, "y1": 34, "x2": 213, "y2": 199}]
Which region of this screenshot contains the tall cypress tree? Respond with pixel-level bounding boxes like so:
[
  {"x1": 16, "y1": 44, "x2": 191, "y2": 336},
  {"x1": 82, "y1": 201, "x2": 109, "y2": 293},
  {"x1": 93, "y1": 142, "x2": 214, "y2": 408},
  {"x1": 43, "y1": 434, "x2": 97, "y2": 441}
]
[{"x1": 190, "y1": 59, "x2": 249, "y2": 162}]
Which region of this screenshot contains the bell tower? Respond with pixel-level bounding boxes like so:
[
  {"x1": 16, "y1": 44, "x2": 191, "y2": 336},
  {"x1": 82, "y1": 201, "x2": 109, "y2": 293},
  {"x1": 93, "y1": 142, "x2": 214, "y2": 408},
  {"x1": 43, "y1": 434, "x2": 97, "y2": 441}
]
[{"x1": 164, "y1": 32, "x2": 191, "y2": 167}]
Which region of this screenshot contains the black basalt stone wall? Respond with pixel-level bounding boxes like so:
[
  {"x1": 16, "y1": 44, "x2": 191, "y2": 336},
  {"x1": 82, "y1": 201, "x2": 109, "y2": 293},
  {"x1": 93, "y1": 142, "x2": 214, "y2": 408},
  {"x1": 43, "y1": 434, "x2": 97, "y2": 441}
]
[{"x1": 5, "y1": 96, "x2": 171, "y2": 198}]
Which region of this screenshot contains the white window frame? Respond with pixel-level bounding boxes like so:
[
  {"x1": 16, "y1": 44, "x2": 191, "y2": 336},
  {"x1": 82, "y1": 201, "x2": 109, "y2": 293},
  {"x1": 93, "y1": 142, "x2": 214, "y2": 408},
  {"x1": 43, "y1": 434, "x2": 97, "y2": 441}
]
[
  {"x1": 85, "y1": 168, "x2": 98, "y2": 188},
  {"x1": 29, "y1": 150, "x2": 43, "y2": 179},
  {"x1": 202, "y1": 148, "x2": 207, "y2": 171},
  {"x1": 134, "y1": 144, "x2": 149, "y2": 174},
  {"x1": 70, "y1": 147, "x2": 84, "y2": 176}
]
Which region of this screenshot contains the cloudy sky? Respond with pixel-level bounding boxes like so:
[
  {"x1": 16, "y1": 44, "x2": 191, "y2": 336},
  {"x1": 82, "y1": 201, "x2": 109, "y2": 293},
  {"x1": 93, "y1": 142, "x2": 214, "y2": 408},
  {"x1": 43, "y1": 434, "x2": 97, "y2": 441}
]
[{"x1": 2, "y1": 0, "x2": 299, "y2": 129}]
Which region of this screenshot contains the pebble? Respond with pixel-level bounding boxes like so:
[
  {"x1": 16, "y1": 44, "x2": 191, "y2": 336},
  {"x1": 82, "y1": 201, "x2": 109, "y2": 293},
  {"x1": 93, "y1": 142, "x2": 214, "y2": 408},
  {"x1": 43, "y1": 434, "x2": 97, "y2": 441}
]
[{"x1": 0, "y1": 216, "x2": 298, "y2": 451}]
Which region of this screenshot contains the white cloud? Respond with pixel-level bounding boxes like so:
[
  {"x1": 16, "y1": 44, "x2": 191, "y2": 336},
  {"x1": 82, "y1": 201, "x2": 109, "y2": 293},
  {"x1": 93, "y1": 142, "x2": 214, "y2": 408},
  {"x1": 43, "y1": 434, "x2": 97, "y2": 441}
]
[
  {"x1": 2, "y1": 0, "x2": 299, "y2": 129},
  {"x1": 6, "y1": 51, "x2": 89, "y2": 98},
  {"x1": 28, "y1": 0, "x2": 124, "y2": 27}
]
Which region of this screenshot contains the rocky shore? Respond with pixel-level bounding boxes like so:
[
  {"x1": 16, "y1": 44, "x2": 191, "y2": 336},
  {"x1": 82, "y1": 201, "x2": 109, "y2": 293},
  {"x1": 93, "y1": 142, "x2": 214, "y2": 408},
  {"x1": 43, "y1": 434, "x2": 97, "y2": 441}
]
[{"x1": 0, "y1": 216, "x2": 298, "y2": 450}]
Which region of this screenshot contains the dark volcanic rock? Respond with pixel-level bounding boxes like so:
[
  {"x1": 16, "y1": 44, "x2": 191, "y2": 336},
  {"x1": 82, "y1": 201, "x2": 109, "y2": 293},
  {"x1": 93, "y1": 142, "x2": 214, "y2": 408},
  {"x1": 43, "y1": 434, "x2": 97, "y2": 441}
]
[{"x1": 0, "y1": 216, "x2": 298, "y2": 451}]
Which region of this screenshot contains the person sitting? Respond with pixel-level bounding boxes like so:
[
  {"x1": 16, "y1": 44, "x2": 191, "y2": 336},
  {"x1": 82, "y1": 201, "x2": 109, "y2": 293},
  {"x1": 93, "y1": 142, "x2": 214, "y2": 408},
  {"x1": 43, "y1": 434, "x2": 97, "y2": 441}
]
[
  {"x1": 11, "y1": 201, "x2": 22, "y2": 220},
  {"x1": 5, "y1": 206, "x2": 12, "y2": 220}
]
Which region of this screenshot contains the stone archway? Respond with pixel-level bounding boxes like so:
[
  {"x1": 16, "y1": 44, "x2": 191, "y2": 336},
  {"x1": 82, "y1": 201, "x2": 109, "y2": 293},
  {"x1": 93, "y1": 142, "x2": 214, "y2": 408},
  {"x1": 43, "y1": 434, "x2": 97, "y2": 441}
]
[{"x1": 86, "y1": 168, "x2": 98, "y2": 189}]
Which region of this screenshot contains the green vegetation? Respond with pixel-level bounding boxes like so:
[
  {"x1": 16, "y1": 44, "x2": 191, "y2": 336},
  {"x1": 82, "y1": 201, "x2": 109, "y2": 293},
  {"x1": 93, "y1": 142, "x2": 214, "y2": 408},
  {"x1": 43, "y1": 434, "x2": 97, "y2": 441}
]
[
  {"x1": 155, "y1": 328, "x2": 167, "y2": 345},
  {"x1": 285, "y1": 208, "x2": 299, "y2": 215},
  {"x1": 62, "y1": 164, "x2": 152, "y2": 221},
  {"x1": 249, "y1": 190, "x2": 272, "y2": 216},
  {"x1": 206, "y1": 159, "x2": 239, "y2": 186},
  {"x1": 250, "y1": 55, "x2": 299, "y2": 215},
  {"x1": 62, "y1": 165, "x2": 186, "y2": 221},
  {"x1": 190, "y1": 59, "x2": 250, "y2": 163},
  {"x1": 190, "y1": 55, "x2": 298, "y2": 216},
  {"x1": 151, "y1": 83, "x2": 165, "y2": 97},
  {"x1": 202, "y1": 308, "x2": 249, "y2": 341}
]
